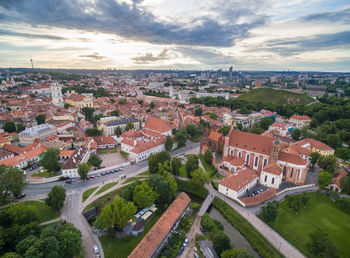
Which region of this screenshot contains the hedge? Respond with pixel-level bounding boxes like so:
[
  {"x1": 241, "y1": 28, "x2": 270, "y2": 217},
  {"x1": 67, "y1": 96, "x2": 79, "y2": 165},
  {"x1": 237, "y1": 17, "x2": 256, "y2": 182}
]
[
  {"x1": 175, "y1": 178, "x2": 208, "y2": 199},
  {"x1": 213, "y1": 197, "x2": 282, "y2": 258}
]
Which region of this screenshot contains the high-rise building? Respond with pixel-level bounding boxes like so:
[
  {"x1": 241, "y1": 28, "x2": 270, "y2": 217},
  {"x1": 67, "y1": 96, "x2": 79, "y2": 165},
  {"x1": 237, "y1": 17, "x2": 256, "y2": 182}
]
[{"x1": 50, "y1": 82, "x2": 64, "y2": 107}]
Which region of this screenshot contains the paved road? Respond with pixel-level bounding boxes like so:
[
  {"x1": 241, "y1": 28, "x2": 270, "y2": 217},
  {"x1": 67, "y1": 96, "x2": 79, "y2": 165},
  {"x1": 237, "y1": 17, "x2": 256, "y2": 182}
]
[{"x1": 20, "y1": 142, "x2": 200, "y2": 258}]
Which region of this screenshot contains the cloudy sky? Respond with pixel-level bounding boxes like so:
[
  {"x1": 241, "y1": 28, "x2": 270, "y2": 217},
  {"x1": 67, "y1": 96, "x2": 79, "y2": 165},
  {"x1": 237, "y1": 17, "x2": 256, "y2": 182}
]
[{"x1": 0, "y1": 0, "x2": 350, "y2": 71}]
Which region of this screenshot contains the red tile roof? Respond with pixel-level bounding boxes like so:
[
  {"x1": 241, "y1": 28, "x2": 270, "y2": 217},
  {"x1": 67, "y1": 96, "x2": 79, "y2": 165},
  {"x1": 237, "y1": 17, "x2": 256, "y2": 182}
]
[
  {"x1": 290, "y1": 115, "x2": 311, "y2": 121},
  {"x1": 208, "y1": 131, "x2": 222, "y2": 142},
  {"x1": 144, "y1": 116, "x2": 173, "y2": 133},
  {"x1": 219, "y1": 168, "x2": 258, "y2": 191},
  {"x1": 129, "y1": 192, "x2": 191, "y2": 258},
  {"x1": 94, "y1": 136, "x2": 116, "y2": 146},
  {"x1": 330, "y1": 169, "x2": 347, "y2": 188},
  {"x1": 263, "y1": 163, "x2": 282, "y2": 176},
  {"x1": 293, "y1": 138, "x2": 333, "y2": 151},
  {"x1": 278, "y1": 151, "x2": 307, "y2": 165},
  {"x1": 0, "y1": 145, "x2": 47, "y2": 167}
]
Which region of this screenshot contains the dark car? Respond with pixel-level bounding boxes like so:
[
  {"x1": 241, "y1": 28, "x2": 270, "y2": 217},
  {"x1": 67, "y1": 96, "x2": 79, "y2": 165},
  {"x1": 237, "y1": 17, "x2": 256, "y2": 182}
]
[{"x1": 66, "y1": 179, "x2": 74, "y2": 184}]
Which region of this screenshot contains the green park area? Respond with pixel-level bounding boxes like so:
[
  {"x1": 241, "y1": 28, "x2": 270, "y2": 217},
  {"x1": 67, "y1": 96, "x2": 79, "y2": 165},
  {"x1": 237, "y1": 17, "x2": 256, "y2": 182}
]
[
  {"x1": 82, "y1": 187, "x2": 98, "y2": 202},
  {"x1": 96, "y1": 182, "x2": 118, "y2": 194},
  {"x1": 266, "y1": 192, "x2": 350, "y2": 257}
]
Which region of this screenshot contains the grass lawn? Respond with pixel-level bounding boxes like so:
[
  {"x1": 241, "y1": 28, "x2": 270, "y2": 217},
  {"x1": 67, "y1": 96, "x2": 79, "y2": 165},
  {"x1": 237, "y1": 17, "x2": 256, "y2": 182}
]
[
  {"x1": 120, "y1": 151, "x2": 129, "y2": 159},
  {"x1": 267, "y1": 192, "x2": 350, "y2": 257},
  {"x1": 100, "y1": 211, "x2": 162, "y2": 258},
  {"x1": 237, "y1": 88, "x2": 313, "y2": 105},
  {"x1": 31, "y1": 171, "x2": 57, "y2": 177},
  {"x1": 123, "y1": 177, "x2": 147, "y2": 185},
  {"x1": 179, "y1": 165, "x2": 188, "y2": 178},
  {"x1": 96, "y1": 182, "x2": 118, "y2": 195},
  {"x1": 191, "y1": 135, "x2": 201, "y2": 142},
  {"x1": 83, "y1": 187, "x2": 98, "y2": 202},
  {"x1": 15, "y1": 201, "x2": 60, "y2": 223},
  {"x1": 139, "y1": 170, "x2": 150, "y2": 176}
]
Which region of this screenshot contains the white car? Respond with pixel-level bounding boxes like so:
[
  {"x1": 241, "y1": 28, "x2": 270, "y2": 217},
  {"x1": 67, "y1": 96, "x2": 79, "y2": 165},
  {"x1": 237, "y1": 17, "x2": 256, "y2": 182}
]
[
  {"x1": 93, "y1": 245, "x2": 99, "y2": 254},
  {"x1": 183, "y1": 238, "x2": 189, "y2": 247}
]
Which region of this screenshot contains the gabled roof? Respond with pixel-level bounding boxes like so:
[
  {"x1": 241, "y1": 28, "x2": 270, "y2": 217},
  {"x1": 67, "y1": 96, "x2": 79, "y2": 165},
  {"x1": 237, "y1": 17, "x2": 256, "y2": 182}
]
[
  {"x1": 144, "y1": 116, "x2": 173, "y2": 133},
  {"x1": 208, "y1": 130, "x2": 222, "y2": 142},
  {"x1": 263, "y1": 163, "x2": 282, "y2": 175},
  {"x1": 219, "y1": 168, "x2": 258, "y2": 191},
  {"x1": 293, "y1": 138, "x2": 333, "y2": 151}
]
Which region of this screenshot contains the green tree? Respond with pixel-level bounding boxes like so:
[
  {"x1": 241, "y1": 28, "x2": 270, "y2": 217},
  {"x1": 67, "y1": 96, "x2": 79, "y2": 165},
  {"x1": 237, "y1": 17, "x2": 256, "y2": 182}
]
[
  {"x1": 221, "y1": 248, "x2": 252, "y2": 258},
  {"x1": 110, "y1": 109, "x2": 119, "y2": 116},
  {"x1": 259, "y1": 117, "x2": 274, "y2": 130},
  {"x1": 95, "y1": 196, "x2": 136, "y2": 231},
  {"x1": 335, "y1": 147, "x2": 350, "y2": 160},
  {"x1": 209, "y1": 113, "x2": 218, "y2": 120},
  {"x1": 64, "y1": 103, "x2": 72, "y2": 108},
  {"x1": 35, "y1": 114, "x2": 46, "y2": 125},
  {"x1": 261, "y1": 201, "x2": 279, "y2": 223},
  {"x1": 238, "y1": 107, "x2": 251, "y2": 114},
  {"x1": 340, "y1": 176, "x2": 350, "y2": 194},
  {"x1": 185, "y1": 124, "x2": 198, "y2": 138},
  {"x1": 85, "y1": 127, "x2": 102, "y2": 136},
  {"x1": 236, "y1": 123, "x2": 243, "y2": 131},
  {"x1": 81, "y1": 107, "x2": 94, "y2": 121},
  {"x1": 171, "y1": 157, "x2": 182, "y2": 176},
  {"x1": 39, "y1": 148, "x2": 59, "y2": 172},
  {"x1": 218, "y1": 126, "x2": 230, "y2": 136},
  {"x1": 148, "y1": 151, "x2": 171, "y2": 174},
  {"x1": 150, "y1": 102, "x2": 155, "y2": 109},
  {"x1": 7, "y1": 203, "x2": 38, "y2": 225},
  {"x1": 148, "y1": 174, "x2": 172, "y2": 208},
  {"x1": 56, "y1": 223, "x2": 82, "y2": 258},
  {"x1": 3, "y1": 122, "x2": 16, "y2": 133},
  {"x1": 310, "y1": 152, "x2": 321, "y2": 171},
  {"x1": 1, "y1": 252, "x2": 22, "y2": 258},
  {"x1": 194, "y1": 107, "x2": 203, "y2": 116},
  {"x1": 0, "y1": 166, "x2": 26, "y2": 200},
  {"x1": 165, "y1": 135, "x2": 173, "y2": 151},
  {"x1": 185, "y1": 154, "x2": 199, "y2": 176},
  {"x1": 191, "y1": 168, "x2": 209, "y2": 187},
  {"x1": 114, "y1": 126, "x2": 123, "y2": 137},
  {"x1": 291, "y1": 128, "x2": 302, "y2": 141},
  {"x1": 326, "y1": 134, "x2": 342, "y2": 149},
  {"x1": 16, "y1": 123, "x2": 25, "y2": 133},
  {"x1": 88, "y1": 154, "x2": 102, "y2": 168},
  {"x1": 174, "y1": 130, "x2": 187, "y2": 148},
  {"x1": 78, "y1": 163, "x2": 90, "y2": 180},
  {"x1": 213, "y1": 232, "x2": 232, "y2": 255},
  {"x1": 204, "y1": 150, "x2": 213, "y2": 165},
  {"x1": 318, "y1": 155, "x2": 337, "y2": 174},
  {"x1": 16, "y1": 235, "x2": 37, "y2": 255},
  {"x1": 132, "y1": 182, "x2": 158, "y2": 209},
  {"x1": 125, "y1": 121, "x2": 135, "y2": 131},
  {"x1": 307, "y1": 228, "x2": 339, "y2": 258},
  {"x1": 250, "y1": 124, "x2": 264, "y2": 134},
  {"x1": 318, "y1": 172, "x2": 332, "y2": 188},
  {"x1": 45, "y1": 186, "x2": 66, "y2": 211}
]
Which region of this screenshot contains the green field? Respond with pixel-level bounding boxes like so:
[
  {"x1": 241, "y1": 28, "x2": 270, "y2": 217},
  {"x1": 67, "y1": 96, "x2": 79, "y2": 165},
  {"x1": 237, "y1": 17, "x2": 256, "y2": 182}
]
[
  {"x1": 100, "y1": 211, "x2": 162, "y2": 258},
  {"x1": 96, "y1": 182, "x2": 118, "y2": 195},
  {"x1": 267, "y1": 192, "x2": 350, "y2": 257},
  {"x1": 237, "y1": 88, "x2": 314, "y2": 105},
  {"x1": 14, "y1": 201, "x2": 60, "y2": 223},
  {"x1": 82, "y1": 187, "x2": 98, "y2": 202}
]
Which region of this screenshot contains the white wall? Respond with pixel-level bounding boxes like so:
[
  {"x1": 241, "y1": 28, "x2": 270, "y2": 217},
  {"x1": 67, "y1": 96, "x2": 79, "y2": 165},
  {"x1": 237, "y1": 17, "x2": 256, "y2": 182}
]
[{"x1": 260, "y1": 171, "x2": 282, "y2": 189}]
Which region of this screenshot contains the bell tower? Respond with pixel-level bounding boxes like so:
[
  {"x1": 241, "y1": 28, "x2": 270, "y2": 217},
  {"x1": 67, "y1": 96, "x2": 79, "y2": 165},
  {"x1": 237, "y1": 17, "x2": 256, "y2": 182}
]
[
  {"x1": 51, "y1": 82, "x2": 64, "y2": 108},
  {"x1": 270, "y1": 140, "x2": 280, "y2": 163}
]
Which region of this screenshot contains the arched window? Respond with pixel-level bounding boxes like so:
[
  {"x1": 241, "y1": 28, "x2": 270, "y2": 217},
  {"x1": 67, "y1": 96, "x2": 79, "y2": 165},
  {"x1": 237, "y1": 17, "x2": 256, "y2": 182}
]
[
  {"x1": 237, "y1": 151, "x2": 242, "y2": 158},
  {"x1": 272, "y1": 177, "x2": 275, "y2": 184},
  {"x1": 245, "y1": 154, "x2": 250, "y2": 165},
  {"x1": 283, "y1": 166, "x2": 287, "y2": 176},
  {"x1": 290, "y1": 168, "x2": 294, "y2": 178},
  {"x1": 230, "y1": 149, "x2": 234, "y2": 155},
  {"x1": 254, "y1": 156, "x2": 259, "y2": 167},
  {"x1": 263, "y1": 159, "x2": 268, "y2": 168}
]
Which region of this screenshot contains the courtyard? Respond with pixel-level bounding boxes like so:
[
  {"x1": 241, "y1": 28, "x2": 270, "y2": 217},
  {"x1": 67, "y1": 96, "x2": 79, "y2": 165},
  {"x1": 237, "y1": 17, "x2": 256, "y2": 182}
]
[{"x1": 98, "y1": 148, "x2": 128, "y2": 167}]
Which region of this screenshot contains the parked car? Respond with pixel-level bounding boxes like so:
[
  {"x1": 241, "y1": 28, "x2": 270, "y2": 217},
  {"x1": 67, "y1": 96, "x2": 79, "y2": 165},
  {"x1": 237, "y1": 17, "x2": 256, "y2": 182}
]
[
  {"x1": 66, "y1": 179, "x2": 74, "y2": 184},
  {"x1": 200, "y1": 227, "x2": 206, "y2": 234},
  {"x1": 93, "y1": 245, "x2": 99, "y2": 254},
  {"x1": 178, "y1": 246, "x2": 184, "y2": 255},
  {"x1": 17, "y1": 193, "x2": 26, "y2": 199},
  {"x1": 183, "y1": 238, "x2": 189, "y2": 247}
]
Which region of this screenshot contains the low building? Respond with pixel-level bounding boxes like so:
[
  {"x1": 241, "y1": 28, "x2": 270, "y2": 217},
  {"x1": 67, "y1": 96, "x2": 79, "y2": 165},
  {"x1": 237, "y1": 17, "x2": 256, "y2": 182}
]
[
  {"x1": 260, "y1": 163, "x2": 283, "y2": 189},
  {"x1": 289, "y1": 115, "x2": 312, "y2": 128},
  {"x1": 18, "y1": 124, "x2": 57, "y2": 146},
  {"x1": 143, "y1": 116, "x2": 175, "y2": 137},
  {"x1": 0, "y1": 144, "x2": 47, "y2": 169},
  {"x1": 268, "y1": 122, "x2": 290, "y2": 137},
  {"x1": 328, "y1": 169, "x2": 347, "y2": 193},
  {"x1": 94, "y1": 136, "x2": 116, "y2": 149},
  {"x1": 129, "y1": 192, "x2": 191, "y2": 258},
  {"x1": 0, "y1": 150, "x2": 14, "y2": 161},
  {"x1": 218, "y1": 168, "x2": 259, "y2": 201},
  {"x1": 293, "y1": 138, "x2": 334, "y2": 156},
  {"x1": 61, "y1": 146, "x2": 90, "y2": 178},
  {"x1": 98, "y1": 117, "x2": 140, "y2": 136}
]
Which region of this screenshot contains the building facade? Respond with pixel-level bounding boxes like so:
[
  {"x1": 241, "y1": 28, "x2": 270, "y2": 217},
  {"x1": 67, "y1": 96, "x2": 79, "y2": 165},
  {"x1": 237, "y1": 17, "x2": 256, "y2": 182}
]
[
  {"x1": 19, "y1": 124, "x2": 57, "y2": 146},
  {"x1": 50, "y1": 82, "x2": 64, "y2": 107}
]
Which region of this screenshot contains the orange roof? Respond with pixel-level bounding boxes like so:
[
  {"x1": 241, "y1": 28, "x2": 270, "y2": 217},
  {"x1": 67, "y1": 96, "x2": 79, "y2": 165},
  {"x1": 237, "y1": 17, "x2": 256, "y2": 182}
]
[
  {"x1": 131, "y1": 137, "x2": 166, "y2": 154},
  {"x1": 129, "y1": 192, "x2": 191, "y2": 258},
  {"x1": 2, "y1": 141, "x2": 40, "y2": 155},
  {"x1": 144, "y1": 116, "x2": 173, "y2": 133},
  {"x1": 219, "y1": 168, "x2": 258, "y2": 191},
  {"x1": 263, "y1": 163, "x2": 282, "y2": 175},
  {"x1": 290, "y1": 115, "x2": 311, "y2": 121},
  {"x1": 293, "y1": 138, "x2": 333, "y2": 151},
  {"x1": 0, "y1": 145, "x2": 47, "y2": 167},
  {"x1": 228, "y1": 130, "x2": 288, "y2": 156},
  {"x1": 330, "y1": 169, "x2": 347, "y2": 188},
  {"x1": 240, "y1": 188, "x2": 277, "y2": 205},
  {"x1": 208, "y1": 130, "x2": 222, "y2": 142},
  {"x1": 59, "y1": 150, "x2": 75, "y2": 157},
  {"x1": 278, "y1": 151, "x2": 307, "y2": 165},
  {"x1": 67, "y1": 93, "x2": 85, "y2": 102},
  {"x1": 94, "y1": 136, "x2": 116, "y2": 145},
  {"x1": 220, "y1": 156, "x2": 245, "y2": 166}
]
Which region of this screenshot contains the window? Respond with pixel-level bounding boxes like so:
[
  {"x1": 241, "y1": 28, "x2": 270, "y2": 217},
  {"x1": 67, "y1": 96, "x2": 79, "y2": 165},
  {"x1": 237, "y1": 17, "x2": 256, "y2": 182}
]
[
  {"x1": 272, "y1": 177, "x2": 275, "y2": 184},
  {"x1": 254, "y1": 156, "x2": 259, "y2": 167},
  {"x1": 237, "y1": 151, "x2": 242, "y2": 158},
  {"x1": 283, "y1": 166, "x2": 287, "y2": 176},
  {"x1": 245, "y1": 154, "x2": 250, "y2": 164},
  {"x1": 264, "y1": 175, "x2": 267, "y2": 182},
  {"x1": 230, "y1": 149, "x2": 233, "y2": 155},
  {"x1": 290, "y1": 168, "x2": 294, "y2": 178},
  {"x1": 298, "y1": 169, "x2": 302, "y2": 180},
  {"x1": 263, "y1": 159, "x2": 268, "y2": 168}
]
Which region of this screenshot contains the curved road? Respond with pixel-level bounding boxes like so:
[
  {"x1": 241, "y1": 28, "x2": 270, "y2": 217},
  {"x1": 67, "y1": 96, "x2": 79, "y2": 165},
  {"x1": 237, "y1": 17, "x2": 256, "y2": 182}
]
[{"x1": 22, "y1": 142, "x2": 200, "y2": 258}]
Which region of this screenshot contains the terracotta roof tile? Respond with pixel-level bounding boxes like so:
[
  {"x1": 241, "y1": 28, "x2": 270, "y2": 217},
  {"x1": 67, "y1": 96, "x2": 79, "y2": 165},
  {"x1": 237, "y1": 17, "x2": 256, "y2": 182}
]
[
  {"x1": 219, "y1": 168, "x2": 258, "y2": 191},
  {"x1": 263, "y1": 163, "x2": 282, "y2": 175}
]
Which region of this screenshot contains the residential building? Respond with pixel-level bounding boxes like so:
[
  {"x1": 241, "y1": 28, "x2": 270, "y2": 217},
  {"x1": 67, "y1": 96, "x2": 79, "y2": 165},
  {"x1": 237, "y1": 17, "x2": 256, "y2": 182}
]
[
  {"x1": 18, "y1": 124, "x2": 57, "y2": 146},
  {"x1": 143, "y1": 116, "x2": 175, "y2": 137},
  {"x1": 61, "y1": 146, "x2": 90, "y2": 178},
  {"x1": 98, "y1": 117, "x2": 140, "y2": 136},
  {"x1": 129, "y1": 192, "x2": 191, "y2": 258},
  {"x1": 293, "y1": 138, "x2": 334, "y2": 156},
  {"x1": 289, "y1": 115, "x2": 312, "y2": 128},
  {"x1": 196, "y1": 92, "x2": 229, "y2": 100},
  {"x1": 328, "y1": 169, "x2": 347, "y2": 193},
  {"x1": 0, "y1": 150, "x2": 14, "y2": 161},
  {"x1": 94, "y1": 136, "x2": 116, "y2": 149}
]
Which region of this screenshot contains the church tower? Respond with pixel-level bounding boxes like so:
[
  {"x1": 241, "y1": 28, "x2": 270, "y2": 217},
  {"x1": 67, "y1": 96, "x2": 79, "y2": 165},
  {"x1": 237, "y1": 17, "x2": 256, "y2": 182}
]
[
  {"x1": 270, "y1": 140, "x2": 280, "y2": 163},
  {"x1": 51, "y1": 82, "x2": 64, "y2": 107}
]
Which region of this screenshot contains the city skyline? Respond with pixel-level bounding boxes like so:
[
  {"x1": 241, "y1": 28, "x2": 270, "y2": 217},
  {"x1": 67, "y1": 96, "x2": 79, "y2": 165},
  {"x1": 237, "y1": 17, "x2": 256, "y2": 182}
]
[{"x1": 1, "y1": 0, "x2": 350, "y2": 72}]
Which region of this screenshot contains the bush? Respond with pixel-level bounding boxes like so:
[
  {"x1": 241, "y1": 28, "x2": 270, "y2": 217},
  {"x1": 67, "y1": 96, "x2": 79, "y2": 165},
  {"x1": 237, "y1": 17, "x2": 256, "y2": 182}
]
[
  {"x1": 175, "y1": 179, "x2": 208, "y2": 199},
  {"x1": 213, "y1": 197, "x2": 282, "y2": 258}
]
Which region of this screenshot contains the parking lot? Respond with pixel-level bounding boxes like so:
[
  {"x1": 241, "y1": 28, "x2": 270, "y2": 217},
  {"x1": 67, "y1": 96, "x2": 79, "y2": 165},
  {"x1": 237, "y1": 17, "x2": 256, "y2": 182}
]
[{"x1": 244, "y1": 184, "x2": 268, "y2": 197}]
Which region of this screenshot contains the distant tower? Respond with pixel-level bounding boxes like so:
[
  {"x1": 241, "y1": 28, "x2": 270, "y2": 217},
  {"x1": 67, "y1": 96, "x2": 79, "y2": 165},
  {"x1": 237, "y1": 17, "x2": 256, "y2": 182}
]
[
  {"x1": 51, "y1": 82, "x2": 64, "y2": 107},
  {"x1": 229, "y1": 66, "x2": 233, "y2": 81},
  {"x1": 270, "y1": 140, "x2": 280, "y2": 163},
  {"x1": 169, "y1": 86, "x2": 174, "y2": 98},
  {"x1": 30, "y1": 57, "x2": 33, "y2": 69}
]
